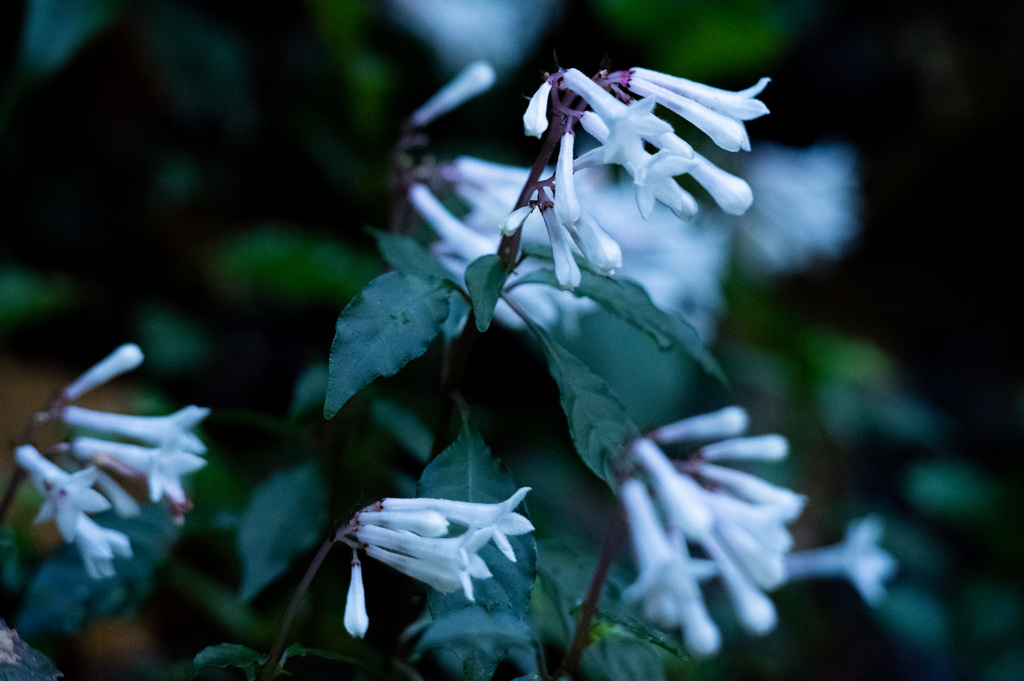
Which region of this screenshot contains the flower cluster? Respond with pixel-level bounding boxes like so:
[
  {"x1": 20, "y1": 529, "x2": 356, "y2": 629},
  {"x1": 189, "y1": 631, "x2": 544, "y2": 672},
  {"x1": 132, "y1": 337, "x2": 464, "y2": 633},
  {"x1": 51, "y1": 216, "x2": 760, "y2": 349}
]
[
  {"x1": 404, "y1": 61, "x2": 768, "y2": 293},
  {"x1": 511, "y1": 66, "x2": 769, "y2": 289},
  {"x1": 337, "y1": 487, "x2": 534, "y2": 638},
  {"x1": 619, "y1": 407, "x2": 897, "y2": 655},
  {"x1": 14, "y1": 344, "x2": 210, "y2": 578}
]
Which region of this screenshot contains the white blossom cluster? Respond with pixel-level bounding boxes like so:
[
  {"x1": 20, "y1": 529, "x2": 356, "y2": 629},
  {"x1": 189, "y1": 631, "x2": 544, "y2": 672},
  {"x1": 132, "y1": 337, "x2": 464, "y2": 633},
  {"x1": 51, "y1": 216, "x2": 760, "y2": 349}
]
[
  {"x1": 620, "y1": 406, "x2": 896, "y2": 656},
  {"x1": 409, "y1": 63, "x2": 769, "y2": 291},
  {"x1": 339, "y1": 487, "x2": 534, "y2": 638},
  {"x1": 15, "y1": 344, "x2": 209, "y2": 578}
]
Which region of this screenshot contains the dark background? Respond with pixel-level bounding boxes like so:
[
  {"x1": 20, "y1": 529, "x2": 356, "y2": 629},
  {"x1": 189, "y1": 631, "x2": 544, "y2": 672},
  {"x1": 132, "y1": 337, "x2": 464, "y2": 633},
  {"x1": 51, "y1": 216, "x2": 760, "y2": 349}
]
[{"x1": 1, "y1": 0, "x2": 1022, "y2": 679}]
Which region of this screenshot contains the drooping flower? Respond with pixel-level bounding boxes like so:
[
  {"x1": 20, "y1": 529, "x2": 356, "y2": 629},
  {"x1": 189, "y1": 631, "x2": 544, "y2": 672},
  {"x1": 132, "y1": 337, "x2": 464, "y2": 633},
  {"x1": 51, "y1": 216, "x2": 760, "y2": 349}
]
[
  {"x1": 523, "y1": 80, "x2": 552, "y2": 138},
  {"x1": 344, "y1": 556, "x2": 370, "y2": 638},
  {"x1": 73, "y1": 515, "x2": 133, "y2": 580},
  {"x1": 340, "y1": 488, "x2": 534, "y2": 636},
  {"x1": 618, "y1": 407, "x2": 805, "y2": 653},
  {"x1": 15, "y1": 444, "x2": 111, "y2": 541}
]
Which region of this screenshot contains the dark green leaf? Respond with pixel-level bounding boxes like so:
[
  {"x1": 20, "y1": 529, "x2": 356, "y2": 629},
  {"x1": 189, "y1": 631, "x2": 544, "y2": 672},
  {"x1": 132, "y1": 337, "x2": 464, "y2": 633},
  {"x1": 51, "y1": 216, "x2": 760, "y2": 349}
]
[
  {"x1": 370, "y1": 229, "x2": 457, "y2": 283},
  {"x1": 280, "y1": 644, "x2": 372, "y2": 673},
  {"x1": 527, "y1": 322, "x2": 639, "y2": 486},
  {"x1": 514, "y1": 264, "x2": 723, "y2": 382},
  {"x1": 415, "y1": 607, "x2": 533, "y2": 656},
  {"x1": 237, "y1": 463, "x2": 328, "y2": 601},
  {"x1": 580, "y1": 636, "x2": 667, "y2": 681},
  {"x1": 190, "y1": 643, "x2": 263, "y2": 681},
  {"x1": 325, "y1": 271, "x2": 452, "y2": 417},
  {"x1": 418, "y1": 414, "x2": 537, "y2": 620},
  {"x1": 416, "y1": 414, "x2": 538, "y2": 681},
  {"x1": 0, "y1": 619, "x2": 62, "y2": 681},
  {"x1": 464, "y1": 254, "x2": 508, "y2": 332}
]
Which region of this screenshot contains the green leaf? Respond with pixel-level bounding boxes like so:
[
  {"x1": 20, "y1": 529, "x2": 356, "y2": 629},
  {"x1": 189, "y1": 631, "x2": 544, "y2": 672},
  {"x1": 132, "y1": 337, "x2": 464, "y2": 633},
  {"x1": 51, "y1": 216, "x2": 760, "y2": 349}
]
[
  {"x1": 0, "y1": 620, "x2": 62, "y2": 680},
  {"x1": 237, "y1": 463, "x2": 328, "y2": 601},
  {"x1": 17, "y1": 0, "x2": 129, "y2": 82},
  {"x1": 580, "y1": 636, "x2": 667, "y2": 681},
  {"x1": 279, "y1": 644, "x2": 372, "y2": 673},
  {"x1": 370, "y1": 229, "x2": 457, "y2": 283},
  {"x1": 325, "y1": 271, "x2": 452, "y2": 417},
  {"x1": 190, "y1": 643, "x2": 264, "y2": 681},
  {"x1": 464, "y1": 254, "x2": 508, "y2": 332},
  {"x1": 416, "y1": 414, "x2": 538, "y2": 681},
  {"x1": 418, "y1": 414, "x2": 537, "y2": 619},
  {"x1": 514, "y1": 265, "x2": 723, "y2": 382},
  {"x1": 527, "y1": 321, "x2": 640, "y2": 486},
  {"x1": 414, "y1": 607, "x2": 533, "y2": 658},
  {"x1": 16, "y1": 506, "x2": 178, "y2": 639}
]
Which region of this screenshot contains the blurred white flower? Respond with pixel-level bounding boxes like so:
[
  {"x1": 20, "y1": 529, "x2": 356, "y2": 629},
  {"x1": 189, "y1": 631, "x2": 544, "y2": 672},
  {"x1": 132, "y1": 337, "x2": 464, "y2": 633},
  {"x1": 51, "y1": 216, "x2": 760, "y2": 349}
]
[
  {"x1": 382, "y1": 0, "x2": 563, "y2": 77},
  {"x1": 620, "y1": 406, "x2": 805, "y2": 653},
  {"x1": 15, "y1": 444, "x2": 110, "y2": 541},
  {"x1": 73, "y1": 515, "x2": 133, "y2": 580},
  {"x1": 409, "y1": 60, "x2": 496, "y2": 128},
  {"x1": 785, "y1": 514, "x2": 898, "y2": 605},
  {"x1": 62, "y1": 343, "x2": 144, "y2": 401},
  {"x1": 731, "y1": 140, "x2": 861, "y2": 276}
]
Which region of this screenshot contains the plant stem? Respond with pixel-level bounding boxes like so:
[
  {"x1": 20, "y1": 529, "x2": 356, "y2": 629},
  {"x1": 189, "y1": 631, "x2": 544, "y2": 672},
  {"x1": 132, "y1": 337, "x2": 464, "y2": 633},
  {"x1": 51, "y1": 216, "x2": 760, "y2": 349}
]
[
  {"x1": 259, "y1": 537, "x2": 337, "y2": 681},
  {"x1": 549, "y1": 510, "x2": 627, "y2": 680}
]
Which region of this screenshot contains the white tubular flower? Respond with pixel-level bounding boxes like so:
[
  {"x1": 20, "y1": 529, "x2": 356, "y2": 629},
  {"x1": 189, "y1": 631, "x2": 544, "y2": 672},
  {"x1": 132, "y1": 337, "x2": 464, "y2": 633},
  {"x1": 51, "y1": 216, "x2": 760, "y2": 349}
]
[
  {"x1": 554, "y1": 131, "x2": 581, "y2": 227},
  {"x1": 355, "y1": 488, "x2": 533, "y2": 601},
  {"x1": 523, "y1": 80, "x2": 552, "y2": 138},
  {"x1": 650, "y1": 406, "x2": 749, "y2": 443},
  {"x1": 61, "y1": 405, "x2": 209, "y2": 454},
  {"x1": 620, "y1": 479, "x2": 721, "y2": 657},
  {"x1": 344, "y1": 557, "x2": 369, "y2": 638},
  {"x1": 700, "y1": 434, "x2": 788, "y2": 461},
  {"x1": 631, "y1": 439, "x2": 713, "y2": 539},
  {"x1": 73, "y1": 515, "x2": 132, "y2": 579},
  {"x1": 63, "y1": 343, "x2": 144, "y2": 401},
  {"x1": 628, "y1": 68, "x2": 769, "y2": 152},
  {"x1": 785, "y1": 515, "x2": 898, "y2": 606},
  {"x1": 378, "y1": 487, "x2": 533, "y2": 562},
  {"x1": 577, "y1": 111, "x2": 698, "y2": 221},
  {"x1": 15, "y1": 445, "x2": 111, "y2": 541},
  {"x1": 703, "y1": 532, "x2": 778, "y2": 635},
  {"x1": 499, "y1": 205, "x2": 534, "y2": 236},
  {"x1": 621, "y1": 407, "x2": 806, "y2": 650},
  {"x1": 409, "y1": 182, "x2": 498, "y2": 259},
  {"x1": 72, "y1": 437, "x2": 207, "y2": 505},
  {"x1": 629, "y1": 68, "x2": 770, "y2": 122},
  {"x1": 541, "y1": 207, "x2": 581, "y2": 290},
  {"x1": 357, "y1": 524, "x2": 494, "y2": 601},
  {"x1": 565, "y1": 210, "x2": 622, "y2": 275},
  {"x1": 410, "y1": 60, "x2": 496, "y2": 128},
  {"x1": 688, "y1": 153, "x2": 754, "y2": 216}
]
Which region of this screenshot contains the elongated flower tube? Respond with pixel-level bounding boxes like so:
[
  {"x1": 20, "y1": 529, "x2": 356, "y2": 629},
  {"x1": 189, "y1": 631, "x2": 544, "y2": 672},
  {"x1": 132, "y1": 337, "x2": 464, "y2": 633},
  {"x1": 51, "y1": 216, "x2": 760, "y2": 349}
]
[
  {"x1": 523, "y1": 80, "x2": 552, "y2": 138},
  {"x1": 565, "y1": 210, "x2": 622, "y2": 275},
  {"x1": 541, "y1": 206, "x2": 581, "y2": 290},
  {"x1": 15, "y1": 444, "x2": 110, "y2": 541},
  {"x1": 554, "y1": 131, "x2": 581, "y2": 228},
  {"x1": 61, "y1": 405, "x2": 209, "y2": 454},
  {"x1": 73, "y1": 437, "x2": 207, "y2": 505},
  {"x1": 344, "y1": 557, "x2": 369, "y2": 638},
  {"x1": 341, "y1": 488, "x2": 533, "y2": 631},
  {"x1": 649, "y1": 406, "x2": 749, "y2": 443},
  {"x1": 409, "y1": 182, "x2": 498, "y2": 259},
  {"x1": 785, "y1": 515, "x2": 898, "y2": 605},
  {"x1": 63, "y1": 343, "x2": 144, "y2": 401},
  {"x1": 409, "y1": 60, "x2": 496, "y2": 128}
]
